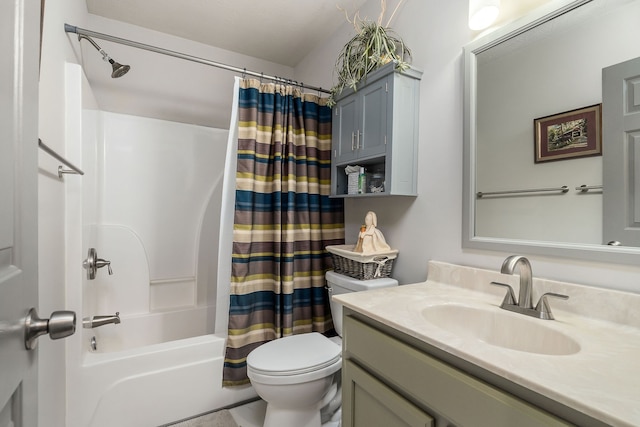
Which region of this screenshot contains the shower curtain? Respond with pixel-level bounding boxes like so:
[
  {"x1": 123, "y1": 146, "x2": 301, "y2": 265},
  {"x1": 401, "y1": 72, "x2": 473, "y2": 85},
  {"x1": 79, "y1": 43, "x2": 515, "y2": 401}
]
[{"x1": 223, "y1": 79, "x2": 344, "y2": 385}]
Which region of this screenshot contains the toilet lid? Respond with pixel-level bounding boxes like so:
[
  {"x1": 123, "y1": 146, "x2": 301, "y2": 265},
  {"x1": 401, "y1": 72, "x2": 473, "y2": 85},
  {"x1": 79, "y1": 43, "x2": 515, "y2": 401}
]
[{"x1": 247, "y1": 333, "x2": 341, "y2": 376}]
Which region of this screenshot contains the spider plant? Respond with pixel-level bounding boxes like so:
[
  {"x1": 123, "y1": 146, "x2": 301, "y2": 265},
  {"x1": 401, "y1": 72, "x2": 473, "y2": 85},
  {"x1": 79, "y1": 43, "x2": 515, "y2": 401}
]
[{"x1": 328, "y1": 0, "x2": 411, "y2": 106}]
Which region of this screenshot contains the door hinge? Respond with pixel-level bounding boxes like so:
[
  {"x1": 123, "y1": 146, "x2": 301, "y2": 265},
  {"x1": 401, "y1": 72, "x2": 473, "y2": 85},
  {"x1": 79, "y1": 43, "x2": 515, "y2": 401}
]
[
  {"x1": 385, "y1": 82, "x2": 388, "y2": 92},
  {"x1": 384, "y1": 135, "x2": 387, "y2": 145},
  {"x1": 334, "y1": 149, "x2": 337, "y2": 158}
]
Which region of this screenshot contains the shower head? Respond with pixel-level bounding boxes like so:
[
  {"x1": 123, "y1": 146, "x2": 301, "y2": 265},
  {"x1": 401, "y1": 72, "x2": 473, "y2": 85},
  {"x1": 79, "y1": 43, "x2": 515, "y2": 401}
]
[
  {"x1": 109, "y1": 59, "x2": 130, "y2": 78},
  {"x1": 77, "y1": 34, "x2": 131, "y2": 78}
]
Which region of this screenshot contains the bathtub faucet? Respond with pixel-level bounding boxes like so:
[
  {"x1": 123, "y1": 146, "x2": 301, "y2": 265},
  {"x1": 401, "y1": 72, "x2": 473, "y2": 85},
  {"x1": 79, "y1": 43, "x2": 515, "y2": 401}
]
[{"x1": 83, "y1": 312, "x2": 120, "y2": 329}]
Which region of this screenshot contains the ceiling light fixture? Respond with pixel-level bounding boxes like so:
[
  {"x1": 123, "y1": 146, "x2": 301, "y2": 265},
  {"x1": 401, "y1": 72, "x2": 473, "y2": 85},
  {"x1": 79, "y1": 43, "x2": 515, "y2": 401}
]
[{"x1": 469, "y1": 0, "x2": 501, "y2": 30}]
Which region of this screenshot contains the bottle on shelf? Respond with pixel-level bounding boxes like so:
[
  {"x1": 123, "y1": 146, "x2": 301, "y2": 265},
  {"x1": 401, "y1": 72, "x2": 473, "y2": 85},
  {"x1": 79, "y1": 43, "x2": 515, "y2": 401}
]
[{"x1": 358, "y1": 167, "x2": 366, "y2": 194}]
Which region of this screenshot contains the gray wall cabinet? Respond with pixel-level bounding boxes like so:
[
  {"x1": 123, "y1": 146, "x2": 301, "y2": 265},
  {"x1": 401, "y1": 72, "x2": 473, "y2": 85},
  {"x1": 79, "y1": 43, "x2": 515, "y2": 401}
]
[{"x1": 331, "y1": 62, "x2": 422, "y2": 197}]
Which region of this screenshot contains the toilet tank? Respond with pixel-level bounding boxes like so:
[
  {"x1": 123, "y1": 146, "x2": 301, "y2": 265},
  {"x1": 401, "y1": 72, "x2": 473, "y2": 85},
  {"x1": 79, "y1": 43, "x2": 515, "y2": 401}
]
[{"x1": 326, "y1": 271, "x2": 398, "y2": 337}]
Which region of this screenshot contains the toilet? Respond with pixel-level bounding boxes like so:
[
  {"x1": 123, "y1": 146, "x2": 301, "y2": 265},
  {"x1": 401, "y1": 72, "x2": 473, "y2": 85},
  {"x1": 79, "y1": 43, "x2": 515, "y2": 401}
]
[{"x1": 247, "y1": 271, "x2": 398, "y2": 427}]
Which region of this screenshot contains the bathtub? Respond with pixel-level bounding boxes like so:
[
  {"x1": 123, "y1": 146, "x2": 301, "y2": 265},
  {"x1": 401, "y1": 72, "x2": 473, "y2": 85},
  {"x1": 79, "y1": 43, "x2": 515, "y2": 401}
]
[
  {"x1": 68, "y1": 294, "x2": 256, "y2": 427},
  {"x1": 87, "y1": 306, "x2": 209, "y2": 352},
  {"x1": 68, "y1": 330, "x2": 256, "y2": 427}
]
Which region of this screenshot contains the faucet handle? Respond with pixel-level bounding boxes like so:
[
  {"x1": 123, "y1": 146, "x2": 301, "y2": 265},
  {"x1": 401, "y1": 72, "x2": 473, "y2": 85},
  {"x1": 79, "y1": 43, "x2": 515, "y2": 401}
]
[
  {"x1": 535, "y1": 292, "x2": 569, "y2": 320},
  {"x1": 490, "y1": 281, "x2": 517, "y2": 306},
  {"x1": 83, "y1": 248, "x2": 113, "y2": 279},
  {"x1": 95, "y1": 258, "x2": 113, "y2": 275}
]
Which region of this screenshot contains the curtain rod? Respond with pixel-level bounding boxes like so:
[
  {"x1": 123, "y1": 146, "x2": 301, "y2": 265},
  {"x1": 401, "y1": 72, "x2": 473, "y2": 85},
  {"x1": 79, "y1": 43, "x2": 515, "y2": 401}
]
[{"x1": 64, "y1": 24, "x2": 331, "y2": 94}]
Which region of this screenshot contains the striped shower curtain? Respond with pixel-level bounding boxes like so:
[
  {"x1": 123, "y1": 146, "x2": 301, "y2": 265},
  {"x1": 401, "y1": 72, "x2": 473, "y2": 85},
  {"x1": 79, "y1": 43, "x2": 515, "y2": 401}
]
[{"x1": 223, "y1": 79, "x2": 344, "y2": 386}]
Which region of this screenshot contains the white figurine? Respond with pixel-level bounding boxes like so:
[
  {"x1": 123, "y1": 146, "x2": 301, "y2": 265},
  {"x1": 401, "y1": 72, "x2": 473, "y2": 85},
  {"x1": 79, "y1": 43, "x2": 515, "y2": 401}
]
[{"x1": 354, "y1": 211, "x2": 391, "y2": 254}]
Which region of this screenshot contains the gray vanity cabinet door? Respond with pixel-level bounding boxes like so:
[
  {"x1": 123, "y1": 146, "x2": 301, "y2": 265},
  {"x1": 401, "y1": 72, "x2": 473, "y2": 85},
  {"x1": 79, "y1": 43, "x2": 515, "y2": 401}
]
[{"x1": 343, "y1": 360, "x2": 434, "y2": 427}]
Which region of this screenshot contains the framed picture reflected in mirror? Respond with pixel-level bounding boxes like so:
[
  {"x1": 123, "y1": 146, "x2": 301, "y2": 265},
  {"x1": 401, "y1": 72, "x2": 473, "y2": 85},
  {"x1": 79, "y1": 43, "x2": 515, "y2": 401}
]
[{"x1": 534, "y1": 104, "x2": 602, "y2": 163}]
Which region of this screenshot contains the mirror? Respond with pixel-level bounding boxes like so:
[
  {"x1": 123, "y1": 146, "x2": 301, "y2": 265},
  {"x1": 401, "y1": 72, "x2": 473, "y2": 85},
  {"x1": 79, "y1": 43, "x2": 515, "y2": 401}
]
[{"x1": 463, "y1": 0, "x2": 640, "y2": 264}]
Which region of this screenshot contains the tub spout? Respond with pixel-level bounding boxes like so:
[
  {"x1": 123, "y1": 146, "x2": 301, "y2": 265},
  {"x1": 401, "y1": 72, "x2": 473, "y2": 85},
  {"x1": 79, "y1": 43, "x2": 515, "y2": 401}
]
[{"x1": 83, "y1": 312, "x2": 120, "y2": 329}]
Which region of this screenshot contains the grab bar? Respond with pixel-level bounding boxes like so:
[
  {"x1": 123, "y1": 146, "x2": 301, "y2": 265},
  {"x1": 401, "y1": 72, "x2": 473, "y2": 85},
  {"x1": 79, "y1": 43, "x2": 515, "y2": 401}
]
[
  {"x1": 38, "y1": 139, "x2": 85, "y2": 178},
  {"x1": 476, "y1": 186, "x2": 569, "y2": 198},
  {"x1": 575, "y1": 184, "x2": 603, "y2": 193}
]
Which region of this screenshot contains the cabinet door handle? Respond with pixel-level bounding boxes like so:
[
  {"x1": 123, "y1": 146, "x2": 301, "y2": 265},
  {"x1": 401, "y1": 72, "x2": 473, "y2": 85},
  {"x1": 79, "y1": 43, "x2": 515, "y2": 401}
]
[
  {"x1": 351, "y1": 132, "x2": 356, "y2": 151},
  {"x1": 357, "y1": 131, "x2": 361, "y2": 149}
]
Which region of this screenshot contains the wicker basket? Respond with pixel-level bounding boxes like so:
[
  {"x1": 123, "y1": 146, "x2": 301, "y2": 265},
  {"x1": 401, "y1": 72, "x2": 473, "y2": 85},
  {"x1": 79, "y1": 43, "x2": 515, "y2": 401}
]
[{"x1": 326, "y1": 244, "x2": 398, "y2": 280}]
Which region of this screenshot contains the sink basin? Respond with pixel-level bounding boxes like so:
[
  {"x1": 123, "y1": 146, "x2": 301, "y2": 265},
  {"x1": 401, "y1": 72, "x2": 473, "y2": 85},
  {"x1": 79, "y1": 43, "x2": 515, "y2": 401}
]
[{"x1": 421, "y1": 304, "x2": 580, "y2": 355}]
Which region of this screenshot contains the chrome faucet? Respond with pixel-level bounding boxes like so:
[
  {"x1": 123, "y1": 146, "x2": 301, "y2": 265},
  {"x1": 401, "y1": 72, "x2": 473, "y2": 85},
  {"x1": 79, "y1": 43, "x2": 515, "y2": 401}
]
[
  {"x1": 83, "y1": 312, "x2": 120, "y2": 329},
  {"x1": 501, "y1": 255, "x2": 533, "y2": 309},
  {"x1": 491, "y1": 256, "x2": 568, "y2": 320}
]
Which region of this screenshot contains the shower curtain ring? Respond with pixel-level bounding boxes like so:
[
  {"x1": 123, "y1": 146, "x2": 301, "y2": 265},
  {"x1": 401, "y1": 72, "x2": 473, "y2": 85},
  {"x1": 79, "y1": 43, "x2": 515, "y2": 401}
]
[{"x1": 242, "y1": 68, "x2": 246, "y2": 79}]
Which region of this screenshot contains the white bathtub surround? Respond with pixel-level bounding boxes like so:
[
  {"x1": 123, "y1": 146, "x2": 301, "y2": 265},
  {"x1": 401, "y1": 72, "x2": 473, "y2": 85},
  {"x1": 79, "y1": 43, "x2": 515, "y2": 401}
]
[
  {"x1": 333, "y1": 260, "x2": 640, "y2": 427},
  {"x1": 64, "y1": 67, "x2": 254, "y2": 427},
  {"x1": 83, "y1": 111, "x2": 227, "y2": 318}
]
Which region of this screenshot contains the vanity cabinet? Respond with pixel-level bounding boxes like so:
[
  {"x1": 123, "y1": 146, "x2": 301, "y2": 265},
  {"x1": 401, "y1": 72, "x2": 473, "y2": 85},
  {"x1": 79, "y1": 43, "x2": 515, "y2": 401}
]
[
  {"x1": 330, "y1": 62, "x2": 422, "y2": 197},
  {"x1": 342, "y1": 311, "x2": 574, "y2": 427}
]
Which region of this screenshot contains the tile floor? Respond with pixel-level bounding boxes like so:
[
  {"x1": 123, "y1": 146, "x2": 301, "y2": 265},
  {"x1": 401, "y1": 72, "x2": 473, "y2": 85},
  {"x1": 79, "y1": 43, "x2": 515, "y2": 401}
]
[{"x1": 166, "y1": 400, "x2": 266, "y2": 427}]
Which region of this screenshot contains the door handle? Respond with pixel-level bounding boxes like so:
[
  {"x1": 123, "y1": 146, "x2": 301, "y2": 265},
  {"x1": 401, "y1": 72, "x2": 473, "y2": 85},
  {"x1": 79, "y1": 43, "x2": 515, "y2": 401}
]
[{"x1": 25, "y1": 308, "x2": 76, "y2": 350}]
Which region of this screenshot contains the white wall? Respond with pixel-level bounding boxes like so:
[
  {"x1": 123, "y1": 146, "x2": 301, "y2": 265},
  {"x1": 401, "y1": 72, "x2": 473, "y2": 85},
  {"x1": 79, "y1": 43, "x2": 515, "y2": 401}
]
[{"x1": 295, "y1": 0, "x2": 640, "y2": 294}]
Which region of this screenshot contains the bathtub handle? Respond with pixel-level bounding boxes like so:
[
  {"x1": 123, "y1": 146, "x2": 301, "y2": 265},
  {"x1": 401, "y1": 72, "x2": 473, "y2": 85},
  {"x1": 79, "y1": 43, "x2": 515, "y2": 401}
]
[{"x1": 83, "y1": 248, "x2": 113, "y2": 280}]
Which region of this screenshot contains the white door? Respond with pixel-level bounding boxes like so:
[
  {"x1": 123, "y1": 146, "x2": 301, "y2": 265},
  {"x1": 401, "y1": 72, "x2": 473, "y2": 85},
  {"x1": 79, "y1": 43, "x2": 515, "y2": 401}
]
[
  {"x1": 603, "y1": 56, "x2": 640, "y2": 246},
  {"x1": 1, "y1": 1, "x2": 41, "y2": 426}
]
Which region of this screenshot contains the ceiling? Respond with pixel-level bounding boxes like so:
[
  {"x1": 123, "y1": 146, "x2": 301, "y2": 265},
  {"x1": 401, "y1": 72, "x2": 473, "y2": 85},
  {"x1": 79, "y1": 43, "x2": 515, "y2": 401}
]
[{"x1": 85, "y1": 0, "x2": 369, "y2": 67}]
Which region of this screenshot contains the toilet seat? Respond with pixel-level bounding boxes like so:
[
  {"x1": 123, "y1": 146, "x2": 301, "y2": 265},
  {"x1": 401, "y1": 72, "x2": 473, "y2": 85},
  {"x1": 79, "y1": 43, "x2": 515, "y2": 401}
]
[{"x1": 247, "y1": 333, "x2": 342, "y2": 385}]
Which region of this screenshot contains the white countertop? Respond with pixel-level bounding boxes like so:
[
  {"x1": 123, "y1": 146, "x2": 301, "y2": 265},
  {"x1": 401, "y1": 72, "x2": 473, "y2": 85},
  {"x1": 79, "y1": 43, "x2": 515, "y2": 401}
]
[{"x1": 333, "y1": 261, "x2": 640, "y2": 427}]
